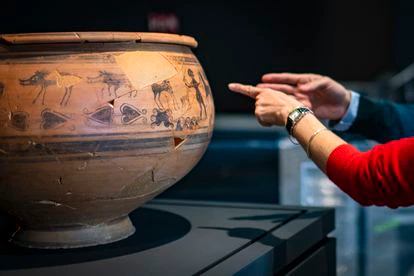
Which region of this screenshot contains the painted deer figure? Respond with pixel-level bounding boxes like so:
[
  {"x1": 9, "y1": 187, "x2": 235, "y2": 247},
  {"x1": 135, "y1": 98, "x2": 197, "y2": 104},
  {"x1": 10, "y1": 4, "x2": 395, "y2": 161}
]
[{"x1": 151, "y1": 80, "x2": 179, "y2": 110}]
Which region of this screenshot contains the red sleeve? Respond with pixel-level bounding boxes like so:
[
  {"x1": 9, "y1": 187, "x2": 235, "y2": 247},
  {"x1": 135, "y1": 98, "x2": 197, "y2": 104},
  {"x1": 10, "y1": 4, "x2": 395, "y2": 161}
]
[{"x1": 326, "y1": 138, "x2": 414, "y2": 208}]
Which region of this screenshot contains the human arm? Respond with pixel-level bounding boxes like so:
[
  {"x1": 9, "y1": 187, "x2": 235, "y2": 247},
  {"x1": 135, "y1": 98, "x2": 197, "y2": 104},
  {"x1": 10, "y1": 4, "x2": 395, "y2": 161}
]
[
  {"x1": 227, "y1": 83, "x2": 347, "y2": 173},
  {"x1": 228, "y1": 83, "x2": 414, "y2": 208},
  {"x1": 258, "y1": 72, "x2": 414, "y2": 142},
  {"x1": 347, "y1": 95, "x2": 414, "y2": 143},
  {"x1": 257, "y1": 73, "x2": 351, "y2": 121},
  {"x1": 327, "y1": 139, "x2": 414, "y2": 208}
]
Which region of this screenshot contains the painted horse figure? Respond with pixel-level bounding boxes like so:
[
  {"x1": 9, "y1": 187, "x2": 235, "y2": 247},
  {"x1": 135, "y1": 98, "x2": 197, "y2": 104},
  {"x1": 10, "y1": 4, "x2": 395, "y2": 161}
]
[{"x1": 151, "y1": 80, "x2": 179, "y2": 110}]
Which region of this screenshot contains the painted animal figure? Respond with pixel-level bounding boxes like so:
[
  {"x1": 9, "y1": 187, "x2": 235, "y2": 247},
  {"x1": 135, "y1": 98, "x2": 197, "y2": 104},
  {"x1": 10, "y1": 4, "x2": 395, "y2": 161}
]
[
  {"x1": 151, "y1": 80, "x2": 179, "y2": 110},
  {"x1": 87, "y1": 71, "x2": 128, "y2": 97},
  {"x1": 20, "y1": 71, "x2": 56, "y2": 105},
  {"x1": 48, "y1": 70, "x2": 82, "y2": 106},
  {"x1": 20, "y1": 70, "x2": 82, "y2": 106}
]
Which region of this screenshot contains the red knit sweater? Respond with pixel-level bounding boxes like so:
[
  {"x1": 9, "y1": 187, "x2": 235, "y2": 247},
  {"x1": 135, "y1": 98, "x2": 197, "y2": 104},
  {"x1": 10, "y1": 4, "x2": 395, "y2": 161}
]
[{"x1": 326, "y1": 138, "x2": 414, "y2": 208}]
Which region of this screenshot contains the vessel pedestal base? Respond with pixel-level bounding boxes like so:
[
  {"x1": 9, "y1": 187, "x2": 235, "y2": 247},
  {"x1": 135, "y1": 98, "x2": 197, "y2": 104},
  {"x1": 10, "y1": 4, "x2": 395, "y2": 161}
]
[{"x1": 10, "y1": 216, "x2": 135, "y2": 249}]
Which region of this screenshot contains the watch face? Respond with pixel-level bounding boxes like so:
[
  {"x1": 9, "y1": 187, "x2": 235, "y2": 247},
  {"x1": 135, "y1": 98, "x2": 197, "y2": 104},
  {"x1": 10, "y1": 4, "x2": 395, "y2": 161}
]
[{"x1": 290, "y1": 110, "x2": 300, "y2": 120}]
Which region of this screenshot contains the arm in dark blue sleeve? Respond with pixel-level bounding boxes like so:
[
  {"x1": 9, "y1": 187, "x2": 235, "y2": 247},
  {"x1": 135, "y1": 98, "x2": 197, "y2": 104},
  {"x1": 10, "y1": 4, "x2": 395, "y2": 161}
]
[{"x1": 348, "y1": 95, "x2": 414, "y2": 143}]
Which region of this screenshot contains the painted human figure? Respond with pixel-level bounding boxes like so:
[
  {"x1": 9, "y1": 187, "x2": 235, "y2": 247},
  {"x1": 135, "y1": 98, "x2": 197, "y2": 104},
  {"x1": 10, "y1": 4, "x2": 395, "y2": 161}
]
[{"x1": 184, "y1": 69, "x2": 207, "y2": 120}]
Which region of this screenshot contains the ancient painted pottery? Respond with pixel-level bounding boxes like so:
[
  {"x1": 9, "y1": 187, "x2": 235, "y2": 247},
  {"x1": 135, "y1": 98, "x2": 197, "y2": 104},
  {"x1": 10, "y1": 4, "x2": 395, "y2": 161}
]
[{"x1": 0, "y1": 32, "x2": 214, "y2": 248}]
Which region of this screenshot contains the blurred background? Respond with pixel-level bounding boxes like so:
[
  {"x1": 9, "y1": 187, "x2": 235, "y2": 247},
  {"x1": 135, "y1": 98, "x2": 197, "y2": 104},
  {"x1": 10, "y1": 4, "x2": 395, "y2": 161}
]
[{"x1": 1, "y1": 0, "x2": 414, "y2": 275}]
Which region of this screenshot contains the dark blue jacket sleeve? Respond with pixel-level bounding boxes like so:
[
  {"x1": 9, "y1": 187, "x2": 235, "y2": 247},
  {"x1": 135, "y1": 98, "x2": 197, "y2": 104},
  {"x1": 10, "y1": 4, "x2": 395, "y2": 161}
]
[{"x1": 348, "y1": 95, "x2": 414, "y2": 143}]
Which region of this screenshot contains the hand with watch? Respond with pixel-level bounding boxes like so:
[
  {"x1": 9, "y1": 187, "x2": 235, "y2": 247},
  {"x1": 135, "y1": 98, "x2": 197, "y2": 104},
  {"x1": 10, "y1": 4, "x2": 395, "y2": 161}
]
[
  {"x1": 227, "y1": 83, "x2": 313, "y2": 132},
  {"x1": 228, "y1": 81, "x2": 414, "y2": 208},
  {"x1": 226, "y1": 83, "x2": 304, "y2": 127},
  {"x1": 228, "y1": 82, "x2": 347, "y2": 171},
  {"x1": 285, "y1": 107, "x2": 313, "y2": 137}
]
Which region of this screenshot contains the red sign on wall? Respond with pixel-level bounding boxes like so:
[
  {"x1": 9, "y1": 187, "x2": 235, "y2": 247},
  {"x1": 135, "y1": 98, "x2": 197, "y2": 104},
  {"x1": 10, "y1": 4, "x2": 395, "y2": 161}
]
[{"x1": 148, "y1": 12, "x2": 180, "y2": 34}]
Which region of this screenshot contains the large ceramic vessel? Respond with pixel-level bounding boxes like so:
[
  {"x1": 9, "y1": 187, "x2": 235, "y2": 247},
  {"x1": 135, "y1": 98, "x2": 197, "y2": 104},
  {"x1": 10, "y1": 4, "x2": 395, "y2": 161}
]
[{"x1": 0, "y1": 32, "x2": 214, "y2": 248}]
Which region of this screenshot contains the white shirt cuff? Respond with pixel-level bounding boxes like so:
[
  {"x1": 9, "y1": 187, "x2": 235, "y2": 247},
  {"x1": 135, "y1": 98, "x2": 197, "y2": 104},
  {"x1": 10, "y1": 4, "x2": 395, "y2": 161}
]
[{"x1": 330, "y1": 91, "x2": 360, "y2": 131}]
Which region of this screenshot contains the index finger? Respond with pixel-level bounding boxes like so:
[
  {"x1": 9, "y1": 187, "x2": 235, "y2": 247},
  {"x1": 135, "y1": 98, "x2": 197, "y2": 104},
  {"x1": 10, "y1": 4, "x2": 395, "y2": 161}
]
[
  {"x1": 228, "y1": 83, "x2": 260, "y2": 99},
  {"x1": 261, "y1": 73, "x2": 311, "y2": 85}
]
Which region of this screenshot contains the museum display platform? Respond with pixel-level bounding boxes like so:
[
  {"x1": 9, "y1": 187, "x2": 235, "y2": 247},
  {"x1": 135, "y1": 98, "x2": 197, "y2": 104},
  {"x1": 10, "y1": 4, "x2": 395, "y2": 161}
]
[{"x1": 0, "y1": 199, "x2": 335, "y2": 275}]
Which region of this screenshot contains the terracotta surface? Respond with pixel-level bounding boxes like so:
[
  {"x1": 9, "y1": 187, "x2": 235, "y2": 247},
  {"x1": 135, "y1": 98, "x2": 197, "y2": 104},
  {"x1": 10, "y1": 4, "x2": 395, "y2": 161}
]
[{"x1": 0, "y1": 32, "x2": 214, "y2": 248}]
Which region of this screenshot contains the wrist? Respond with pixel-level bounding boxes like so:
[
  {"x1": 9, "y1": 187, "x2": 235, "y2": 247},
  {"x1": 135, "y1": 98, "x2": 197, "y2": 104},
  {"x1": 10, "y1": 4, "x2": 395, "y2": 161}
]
[
  {"x1": 339, "y1": 90, "x2": 352, "y2": 119},
  {"x1": 282, "y1": 107, "x2": 294, "y2": 125},
  {"x1": 282, "y1": 103, "x2": 304, "y2": 123},
  {"x1": 285, "y1": 106, "x2": 313, "y2": 138},
  {"x1": 293, "y1": 112, "x2": 328, "y2": 142},
  {"x1": 330, "y1": 91, "x2": 360, "y2": 131}
]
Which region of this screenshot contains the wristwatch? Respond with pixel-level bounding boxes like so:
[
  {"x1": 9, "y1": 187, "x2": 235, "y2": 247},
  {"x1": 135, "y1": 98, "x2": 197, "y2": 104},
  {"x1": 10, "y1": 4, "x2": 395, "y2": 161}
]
[{"x1": 285, "y1": 107, "x2": 313, "y2": 135}]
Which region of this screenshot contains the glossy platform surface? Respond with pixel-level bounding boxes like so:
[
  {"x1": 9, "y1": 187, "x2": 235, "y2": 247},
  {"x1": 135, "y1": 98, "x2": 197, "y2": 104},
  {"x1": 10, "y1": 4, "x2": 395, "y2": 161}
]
[{"x1": 0, "y1": 199, "x2": 335, "y2": 275}]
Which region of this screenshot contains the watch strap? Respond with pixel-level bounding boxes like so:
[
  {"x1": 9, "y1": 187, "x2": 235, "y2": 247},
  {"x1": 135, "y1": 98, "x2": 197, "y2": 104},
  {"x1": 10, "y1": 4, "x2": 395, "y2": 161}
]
[{"x1": 285, "y1": 107, "x2": 313, "y2": 135}]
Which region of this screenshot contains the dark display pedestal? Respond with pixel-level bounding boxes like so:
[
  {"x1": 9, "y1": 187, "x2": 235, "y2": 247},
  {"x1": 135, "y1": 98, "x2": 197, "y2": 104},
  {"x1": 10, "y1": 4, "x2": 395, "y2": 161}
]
[{"x1": 0, "y1": 199, "x2": 335, "y2": 275}]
